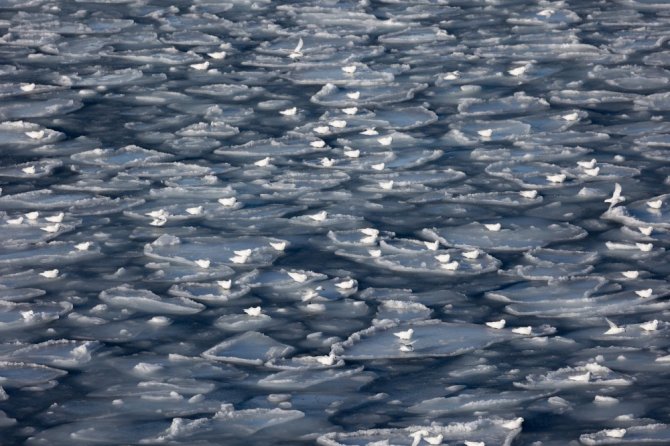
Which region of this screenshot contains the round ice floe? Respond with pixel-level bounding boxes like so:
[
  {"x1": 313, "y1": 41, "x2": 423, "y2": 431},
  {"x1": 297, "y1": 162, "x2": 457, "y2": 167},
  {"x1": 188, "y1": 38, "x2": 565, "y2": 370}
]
[
  {"x1": 216, "y1": 136, "x2": 329, "y2": 158},
  {"x1": 458, "y1": 92, "x2": 549, "y2": 117},
  {"x1": 515, "y1": 363, "x2": 632, "y2": 390},
  {"x1": 438, "y1": 191, "x2": 543, "y2": 207},
  {"x1": 0, "y1": 301, "x2": 70, "y2": 332},
  {"x1": 8, "y1": 340, "x2": 99, "y2": 369},
  {"x1": 370, "y1": 247, "x2": 501, "y2": 277},
  {"x1": 602, "y1": 193, "x2": 670, "y2": 229},
  {"x1": 317, "y1": 418, "x2": 522, "y2": 446},
  {"x1": 257, "y1": 365, "x2": 364, "y2": 391},
  {"x1": 70, "y1": 145, "x2": 173, "y2": 169},
  {"x1": 0, "y1": 159, "x2": 63, "y2": 179},
  {"x1": 144, "y1": 234, "x2": 284, "y2": 268},
  {"x1": 580, "y1": 424, "x2": 670, "y2": 445},
  {"x1": 408, "y1": 389, "x2": 550, "y2": 416},
  {"x1": 486, "y1": 276, "x2": 609, "y2": 303},
  {"x1": 423, "y1": 218, "x2": 587, "y2": 252},
  {"x1": 471, "y1": 144, "x2": 591, "y2": 163},
  {"x1": 0, "y1": 189, "x2": 144, "y2": 216},
  {"x1": 286, "y1": 64, "x2": 395, "y2": 86},
  {"x1": 202, "y1": 331, "x2": 295, "y2": 366},
  {"x1": 99, "y1": 285, "x2": 205, "y2": 315},
  {"x1": 0, "y1": 361, "x2": 67, "y2": 389},
  {"x1": 332, "y1": 319, "x2": 519, "y2": 360},
  {"x1": 0, "y1": 121, "x2": 64, "y2": 147},
  {"x1": 445, "y1": 119, "x2": 531, "y2": 144},
  {"x1": 485, "y1": 161, "x2": 578, "y2": 189},
  {"x1": 311, "y1": 82, "x2": 428, "y2": 107},
  {"x1": 168, "y1": 275, "x2": 254, "y2": 304}
]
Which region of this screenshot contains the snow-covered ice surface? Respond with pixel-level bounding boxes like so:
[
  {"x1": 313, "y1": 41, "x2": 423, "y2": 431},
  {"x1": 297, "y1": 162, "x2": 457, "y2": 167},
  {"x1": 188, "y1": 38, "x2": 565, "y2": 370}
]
[{"x1": 1, "y1": 0, "x2": 670, "y2": 444}]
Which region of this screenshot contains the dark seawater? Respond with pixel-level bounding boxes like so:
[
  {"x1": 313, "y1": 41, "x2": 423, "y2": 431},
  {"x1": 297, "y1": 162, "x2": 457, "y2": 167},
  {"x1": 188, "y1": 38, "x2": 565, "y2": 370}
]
[{"x1": 1, "y1": 0, "x2": 670, "y2": 445}]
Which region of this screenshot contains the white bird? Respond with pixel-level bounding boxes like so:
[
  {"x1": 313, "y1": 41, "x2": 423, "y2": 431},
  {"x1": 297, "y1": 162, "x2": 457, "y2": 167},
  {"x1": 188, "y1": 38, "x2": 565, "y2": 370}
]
[
  {"x1": 423, "y1": 434, "x2": 443, "y2": 445},
  {"x1": 41, "y1": 223, "x2": 60, "y2": 233},
  {"x1": 341, "y1": 65, "x2": 357, "y2": 74},
  {"x1": 217, "y1": 280, "x2": 232, "y2": 290},
  {"x1": 360, "y1": 234, "x2": 377, "y2": 244},
  {"x1": 377, "y1": 136, "x2": 393, "y2": 146},
  {"x1": 604, "y1": 429, "x2": 626, "y2": 439},
  {"x1": 218, "y1": 197, "x2": 237, "y2": 207},
  {"x1": 270, "y1": 241, "x2": 286, "y2": 251},
  {"x1": 440, "y1": 261, "x2": 459, "y2": 271},
  {"x1": 25, "y1": 211, "x2": 39, "y2": 220},
  {"x1": 583, "y1": 167, "x2": 599, "y2": 177},
  {"x1": 310, "y1": 139, "x2": 326, "y2": 148},
  {"x1": 316, "y1": 354, "x2": 336, "y2": 366},
  {"x1": 379, "y1": 180, "x2": 394, "y2": 190},
  {"x1": 577, "y1": 159, "x2": 597, "y2": 169},
  {"x1": 360, "y1": 228, "x2": 379, "y2": 237},
  {"x1": 194, "y1": 259, "x2": 210, "y2": 269},
  {"x1": 335, "y1": 279, "x2": 355, "y2": 290},
  {"x1": 74, "y1": 242, "x2": 91, "y2": 251},
  {"x1": 40, "y1": 269, "x2": 59, "y2": 278},
  {"x1": 288, "y1": 38, "x2": 303, "y2": 59},
  {"x1": 621, "y1": 270, "x2": 639, "y2": 279},
  {"x1": 279, "y1": 107, "x2": 297, "y2": 116},
  {"x1": 486, "y1": 319, "x2": 506, "y2": 329},
  {"x1": 234, "y1": 249, "x2": 252, "y2": 258},
  {"x1": 546, "y1": 173, "x2": 566, "y2": 183},
  {"x1": 288, "y1": 271, "x2": 308, "y2": 283},
  {"x1": 636, "y1": 226, "x2": 653, "y2": 236},
  {"x1": 371, "y1": 163, "x2": 385, "y2": 171},
  {"x1": 244, "y1": 306, "x2": 262, "y2": 317},
  {"x1": 347, "y1": 91, "x2": 360, "y2": 99},
  {"x1": 477, "y1": 129, "x2": 493, "y2": 138},
  {"x1": 507, "y1": 65, "x2": 529, "y2": 76},
  {"x1": 424, "y1": 240, "x2": 439, "y2": 251},
  {"x1": 149, "y1": 216, "x2": 167, "y2": 227},
  {"x1": 344, "y1": 149, "x2": 360, "y2": 158},
  {"x1": 409, "y1": 430, "x2": 429, "y2": 446},
  {"x1": 25, "y1": 130, "x2": 45, "y2": 139},
  {"x1": 329, "y1": 119, "x2": 347, "y2": 128},
  {"x1": 647, "y1": 199, "x2": 663, "y2": 209},
  {"x1": 519, "y1": 190, "x2": 538, "y2": 199},
  {"x1": 342, "y1": 107, "x2": 358, "y2": 115},
  {"x1": 484, "y1": 223, "x2": 501, "y2": 232},
  {"x1": 604, "y1": 183, "x2": 625, "y2": 208},
  {"x1": 636, "y1": 242, "x2": 653, "y2": 252},
  {"x1": 568, "y1": 371, "x2": 591, "y2": 382},
  {"x1": 20, "y1": 83, "x2": 36, "y2": 92},
  {"x1": 22, "y1": 165, "x2": 36, "y2": 174},
  {"x1": 146, "y1": 209, "x2": 168, "y2": 219},
  {"x1": 321, "y1": 157, "x2": 335, "y2": 167},
  {"x1": 538, "y1": 8, "x2": 555, "y2": 17},
  {"x1": 640, "y1": 320, "x2": 659, "y2": 331},
  {"x1": 254, "y1": 157, "x2": 272, "y2": 167},
  {"x1": 502, "y1": 418, "x2": 524, "y2": 429},
  {"x1": 45, "y1": 212, "x2": 64, "y2": 223},
  {"x1": 394, "y1": 328, "x2": 414, "y2": 341},
  {"x1": 443, "y1": 71, "x2": 460, "y2": 80},
  {"x1": 463, "y1": 249, "x2": 480, "y2": 259},
  {"x1": 434, "y1": 254, "x2": 451, "y2": 263},
  {"x1": 360, "y1": 127, "x2": 378, "y2": 135},
  {"x1": 562, "y1": 112, "x2": 580, "y2": 121},
  {"x1": 512, "y1": 326, "x2": 532, "y2": 335},
  {"x1": 207, "y1": 51, "x2": 226, "y2": 59},
  {"x1": 464, "y1": 442, "x2": 485, "y2": 446},
  {"x1": 314, "y1": 125, "x2": 330, "y2": 134},
  {"x1": 190, "y1": 61, "x2": 209, "y2": 70},
  {"x1": 635, "y1": 288, "x2": 653, "y2": 298},
  {"x1": 308, "y1": 210, "x2": 328, "y2": 221},
  {"x1": 186, "y1": 206, "x2": 203, "y2": 215},
  {"x1": 230, "y1": 255, "x2": 248, "y2": 264},
  {"x1": 369, "y1": 249, "x2": 382, "y2": 258},
  {"x1": 604, "y1": 318, "x2": 625, "y2": 335},
  {"x1": 7, "y1": 217, "x2": 23, "y2": 225}
]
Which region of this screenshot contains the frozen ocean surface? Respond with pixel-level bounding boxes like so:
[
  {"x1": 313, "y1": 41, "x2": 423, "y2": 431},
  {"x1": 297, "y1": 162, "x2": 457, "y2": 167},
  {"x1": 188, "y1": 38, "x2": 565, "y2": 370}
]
[{"x1": 0, "y1": 0, "x2": 670, "y2": 444}]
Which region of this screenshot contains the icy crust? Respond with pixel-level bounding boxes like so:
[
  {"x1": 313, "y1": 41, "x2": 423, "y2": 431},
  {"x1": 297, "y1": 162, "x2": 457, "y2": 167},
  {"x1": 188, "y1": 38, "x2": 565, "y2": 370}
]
[
  {"x1": 317, "y1": 418, "x2": 522, "y2": 446},
  {"x1": 602, "y1": 194, "x2": 670, "y2": 229},
  {"x1": 331, "y1": 319, "x2": 522, "y2": 360}
]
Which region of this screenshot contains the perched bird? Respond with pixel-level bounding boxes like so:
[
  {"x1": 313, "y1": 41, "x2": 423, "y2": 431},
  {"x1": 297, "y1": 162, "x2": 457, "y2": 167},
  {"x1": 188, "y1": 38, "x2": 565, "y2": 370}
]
[
  {"x1": 288, "y1": 271, "x2": 308, "y2": 283},
  {"x1": 393, "y1": 328, "x2": 414, "y2": 341},
  {"x1": 486, "y1": 319, "x2": 506, "y2": 329},
  {"x1": 288, "y1": 38, "x2": 303, "y2": 59},
  {"x1": 244, "y1": 306, "x2": 262, "y2": 317},
  {"x1": 604, "y1": 318, "x2": 625, "y2": 335}
]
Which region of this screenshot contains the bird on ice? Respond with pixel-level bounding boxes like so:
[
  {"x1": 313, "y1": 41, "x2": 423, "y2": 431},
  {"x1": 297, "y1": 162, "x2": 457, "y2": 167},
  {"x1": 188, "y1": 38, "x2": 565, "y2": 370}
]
[
  {"x1": 288, "y1": 271, "x2": 308, "y2": 283},
  {"x1": 640, "y1": 320, "x2": 659, "y2": 331},
  {"x1": 440, "y1": 260, "x2": 459, "y2": 271},
  {"x1": 638, "y1": 226, "x2": 653, "y2": 236},
  {"x1": 288, "y1": 38, "x2": 303, "y2": 59},
  {"x1": 486, "y1": 319, "x2": 506, "y2": 329},
  {"x1": 604, "y1": 183, "x2": 625, "y2": 208},
  {"x1": 635, "y1": 288, "x2": 653, "y2": 298},
  {"x1": 604, "y1": 318, "x2": 625, "y2": 335},
  {"x1": 341, "y1": 65, "x2": 357, "y2": 74},
  {"x1": 512, "y1": 326, "x2": 532, "y2": 335},
  {"x1": 194, "y1": 259, "x2": 210, "y2": 269},
  {"x1": 484, "y1": 223, "x2": 501, "y2": 232},
  {"x1": 22, "y1": 165, "x2": 36, "y2": 174},
  {"x1": 647, "y1": 199, "x2": 663, "y2": 209},
  {"x1": 621, "y1": 270, "x2": 639, "y2": 279},
  {"x1": 218, "y1": 197, "x2": 237, "y2": 207},
  {"x1": 270, "y1": 241, "x2": 286, "y2": 251},
  {"x1": 308, "y1": 210, "x2": 328, "y2": 221},
  {"x1": 244, "y1": 306, "x2": 262, "y2": 317},
  {"x1": 424, "y1": 240, "x2": 439, "y2": 251},
  {"x1": 186, "y1": 206, "x2": 203, "y2": 215},
  {"x1": 217, "y1": 280, "x2": 232, "y2": 290},
  {"x1": 393, "y1": 328, "x2": 414, "y2": 341},
  {"x1": 519, "y1": 190, "x2": 538, "y2": 199},
  {"x1": 463, "y1": 249, "x2": 480, "y2": 259}
]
